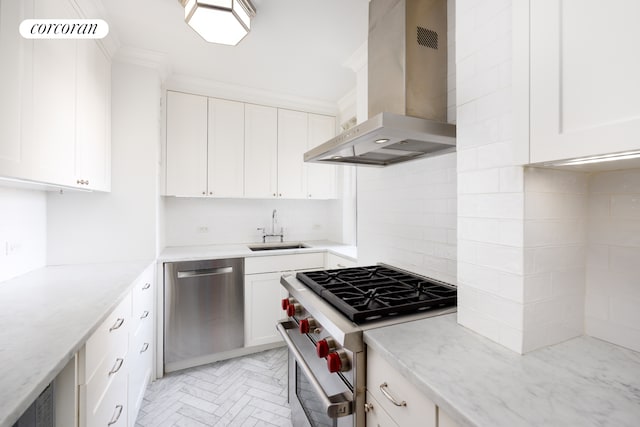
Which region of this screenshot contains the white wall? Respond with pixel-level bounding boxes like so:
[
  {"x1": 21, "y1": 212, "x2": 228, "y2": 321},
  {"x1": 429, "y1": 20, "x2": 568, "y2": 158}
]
[
  {"x1": 163, "y1": 198, "x2": 340, "y2": 247},
  {"x1": 522, "y1": 168, "x2": 588, "y2": 352},
  {"x1": 47, "y1": 62, "x2": 161, "y2": 264},
  {"x1": 585, "y1": 169, "x2": 640, "y2": 352},
  {"x1": 0, "y1": 187, "x2": 46, "y2": 282}
]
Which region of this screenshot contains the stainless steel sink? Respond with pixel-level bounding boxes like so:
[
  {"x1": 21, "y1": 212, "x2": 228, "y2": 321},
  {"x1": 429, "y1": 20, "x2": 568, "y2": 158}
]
[{"x1": 248, "y1": 242, "x2": 309, "y2": 251}]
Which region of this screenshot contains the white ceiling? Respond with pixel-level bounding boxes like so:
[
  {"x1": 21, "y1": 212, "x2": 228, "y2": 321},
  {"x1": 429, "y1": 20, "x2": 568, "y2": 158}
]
[{"x1": 101, "y1": 0, "x2": 369, "y2": 104}]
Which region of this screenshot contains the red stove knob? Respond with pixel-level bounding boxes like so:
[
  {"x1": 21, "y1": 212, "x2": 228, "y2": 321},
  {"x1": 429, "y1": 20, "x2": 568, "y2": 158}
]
[
  {"x1": 327, "y1": 352, "x2": 343, "y2": 373},
  {"x1": 316, "y1": 340, "x2": 330, "y2": 358},
  {"x1": 299, "y1": 318, "x2": 314, "y2": 334},
  {"x1": 316, "y1": 337, "x2": 336, "y2": 358},
  {"x1": 287, "y1": 303, "x2": 300, "y2": 317},
  {"x1": 281, "y1": 298, "x2": 290, "y2": 310}
]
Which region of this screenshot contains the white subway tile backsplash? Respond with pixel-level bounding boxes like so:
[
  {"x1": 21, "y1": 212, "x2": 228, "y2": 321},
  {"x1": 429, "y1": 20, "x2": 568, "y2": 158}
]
[
  {"x1": 524, "y1": 219, "x2": 586, "y2": 247},
  {"x1": 609, "y1": 246, "x2": 640, "y2": 273},
  {"x1": 458, "y1": 169, "x2": 501, "y2": 194},
  {"x1": 525, "y1": 192, "x2": 588, "y2": 220},
  {"x1": 528, "y1": 245, "x2": 585, "y2": 274},
  {"x1": 588, "y1": 219, "x2": 640, "y2": 247},
  {"x1": 586, "y1": 317, "x2": 640, "y2": 353},
  {"x1": 611, "y1": 195, "x2": 640, "y2": 220},
  {"x1": 477, "y1": 142, "x2": 514, "y2": 169},
  {"x1": 584, "y1": 292, "x2": 609, "y2": 320},
  {"x1": 610, "y1": 296, "x2": 640, "y2": 329},
  {"x1": 475, "y1": 242, "x2": 524, "y2": 275},
  {"x1": 589, "y1": 169, "x2": 640, "y2": 194},
  {"x1": 588, "y1": 194, "x2": 611, "y2": 218},
  {"x1": 476, "y1": 87, "x2": 512, "y2": 122},
  {"x1": 523, "y1": 273, "x2": 553, "y2": 303},
  {"x1": 457, "y1": 148, "x2": 478, "y2": 172},
  {"x1": 499, "y1": 167, "x2": 524, "y2": 193}
]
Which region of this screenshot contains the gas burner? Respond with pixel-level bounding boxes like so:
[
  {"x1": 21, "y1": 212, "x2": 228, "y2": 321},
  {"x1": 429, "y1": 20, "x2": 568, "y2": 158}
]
[{"x1": 296, "y1": 265, "x2": 456, "y2": 324}]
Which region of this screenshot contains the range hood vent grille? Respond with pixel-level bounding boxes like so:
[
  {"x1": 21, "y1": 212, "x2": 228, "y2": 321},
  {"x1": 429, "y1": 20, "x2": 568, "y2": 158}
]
[{"x1": 417, "y1": 26, "x2": 438, "y2": 49}]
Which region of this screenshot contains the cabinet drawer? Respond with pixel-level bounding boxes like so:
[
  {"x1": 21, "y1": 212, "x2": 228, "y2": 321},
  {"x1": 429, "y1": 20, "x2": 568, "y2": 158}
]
[
  {"x1": 367, "y1": 347, "x2": 436, "y2": 427},
  {"x1": 366, "y1": 391, "x2": 399, "y2": 427},
  {"x1": 245, "y1": 252, "x2": 324, "y2": 274},
  {"x1": 85, "y1": 338, "x2": 128, "y2": 417},
  {"x1": 87, "y1": 369, "x2": 128, "y2": 427},
  {"x1": 131, "y1": 266, "x2": 154, "y2": 333},
  {"x1": 85, "y1": 293, "x2": 131, "y2": 381}
]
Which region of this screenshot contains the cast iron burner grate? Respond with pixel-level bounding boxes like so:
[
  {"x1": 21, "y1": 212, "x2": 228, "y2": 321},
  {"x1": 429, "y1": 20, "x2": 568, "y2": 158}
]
[{"x1": 296, "y1": 265, "x2": 456, "y2": 324}]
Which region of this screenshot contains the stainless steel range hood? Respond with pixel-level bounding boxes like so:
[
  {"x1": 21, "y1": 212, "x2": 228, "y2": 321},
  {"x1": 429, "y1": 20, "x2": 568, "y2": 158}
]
[{"x1": 305, "y1": 0, "x2": 455, "y2": 167}]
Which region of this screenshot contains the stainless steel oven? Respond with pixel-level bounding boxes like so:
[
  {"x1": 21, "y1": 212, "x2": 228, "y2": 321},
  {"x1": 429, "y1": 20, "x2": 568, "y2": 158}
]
[
  {"x1": 277, "y1": 320, "x2": 360, "y2": 427},
  {"x1": 278, "y1": 265, "x2": 457, "y2": 427}
]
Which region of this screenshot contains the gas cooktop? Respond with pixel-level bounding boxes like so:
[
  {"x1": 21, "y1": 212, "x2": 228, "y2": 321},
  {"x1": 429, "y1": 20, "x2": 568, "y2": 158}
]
[{"x1": 296, "y1": 265, "x2": 457, "y2": 324}]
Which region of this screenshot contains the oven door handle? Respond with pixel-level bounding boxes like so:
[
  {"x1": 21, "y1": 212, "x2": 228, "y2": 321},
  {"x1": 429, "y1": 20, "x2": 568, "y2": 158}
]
[{"x1": 277, "y1": 320, "x2": 354, "y2": 419}]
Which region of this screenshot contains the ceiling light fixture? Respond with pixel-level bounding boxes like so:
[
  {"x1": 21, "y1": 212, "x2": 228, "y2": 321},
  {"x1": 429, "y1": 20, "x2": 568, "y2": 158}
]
[
  {"x1": 180, "y1": 0, "x2": 256, "y2": 46},
  {"x1": 543, "y1": 150, "x2": 640, "y2": 166}
]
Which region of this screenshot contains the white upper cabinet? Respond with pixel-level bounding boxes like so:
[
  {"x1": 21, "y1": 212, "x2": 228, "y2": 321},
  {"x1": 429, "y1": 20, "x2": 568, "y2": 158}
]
[
  {"x1": 25, "y1": 0, "x2": 77, "y2": 186},
  {"x1": 76, "y1": 40, "x2": 111, "y2": 191},
  {"x1": 307, "y1": 114, "x2": 336, "y2": 199},
  {"x1": 0, "y1": 0, "x2": 111, "y2": 191},
  {"x1": 166, "y1": 91, "x2": 208, "y2": 196},
  {"x1": 208, "y1": 98, "x2": 244, "y2": 198},
  {"x1": 277, "y1": 108, "x2": 308, "y2": 199},
  {"x1": 244, "y1": 103, "x2": 278, "y2": 198},
  {"x1": 165, "y1": 92, "x2": 337, "y2": 199},
  {"x1": 0, "y1": 0, "x2": 29, "y2": 177},
  {"x1": 526, "y1": 0, "x2": 640, "y2": 163}
]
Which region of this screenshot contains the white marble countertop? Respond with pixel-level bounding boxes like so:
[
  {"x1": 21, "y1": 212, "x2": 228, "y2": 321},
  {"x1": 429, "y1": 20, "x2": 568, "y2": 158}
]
[
  {"x1": 364, "y1": 314, "x2": 640, "y2": 427},
  {"x1": 0, "y1": 260, "x2": 153, "y2": 427},
  {"x1": 158, "y1": 240, "x2": 357, "y2": 262}
]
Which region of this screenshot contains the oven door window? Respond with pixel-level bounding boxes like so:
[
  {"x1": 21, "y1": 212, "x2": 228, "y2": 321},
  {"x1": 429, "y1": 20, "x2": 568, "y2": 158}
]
[{"x1": 295, "y1": 364, "x2": 337, "y2": 427}]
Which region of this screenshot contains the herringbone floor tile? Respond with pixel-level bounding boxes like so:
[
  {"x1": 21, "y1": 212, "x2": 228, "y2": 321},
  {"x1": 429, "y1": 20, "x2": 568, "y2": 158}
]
[{"x1": 136, "y1": 347, "x2": 292, "y2": 427}]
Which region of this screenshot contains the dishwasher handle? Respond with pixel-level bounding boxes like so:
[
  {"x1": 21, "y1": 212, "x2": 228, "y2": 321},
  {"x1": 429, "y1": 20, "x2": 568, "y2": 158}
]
[{"x1": 177, "y1": 266, "x2": 234, "y2": 279}]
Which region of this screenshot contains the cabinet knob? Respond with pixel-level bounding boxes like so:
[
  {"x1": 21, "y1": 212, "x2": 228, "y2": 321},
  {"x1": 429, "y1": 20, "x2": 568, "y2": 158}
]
[
  {"x1": 209, "y1": 192, "x2": 213, "y2": 195},
  {"x1": 273, "y1": 193, "x2": 276, "y2": 197},
  {"x1": 364, "y1": 403, "x2": 374, "y2": 413},
  {"x1": 85, "y1": 180, "x2": 89, "y2": 185},
  {"x1": 202, "y1": 191, "x2": 206, "y2": 195},
  {"x1": 279, "y1": 193, "x2": 282, "y2": 197},
  {"x1": 309, "y1": 194, "x2": 312, "y2": 198}
]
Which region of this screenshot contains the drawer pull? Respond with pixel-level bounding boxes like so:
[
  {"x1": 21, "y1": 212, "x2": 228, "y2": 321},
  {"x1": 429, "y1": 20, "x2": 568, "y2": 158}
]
[
  {"x1": 140, "y1": 342, "x2": 149, "y2": 353},
  {"x1": 108, "y1": 358, "x2": 124, "y2": 376},
  {"x1": 140, "y1": 310, "x2": 150, "y2": 319},
  {"x1": 109, "y1": 318, "x2": 124, "y2": 332},
  {"x1": 107, "y1": 404, "x2": 123, "y2": 426},
  {"x1": 142, "y1": 282, "x2": 151, "y2": 290},
  {"x1": 364, "y1": 402, "x2": 374, "y2": 412},
  {"x1": 337, "y1": 263, "x2": 346, "y2": 268},
  {"x1": 379, "y1": 383, "x2": 407, "y2": 407}
]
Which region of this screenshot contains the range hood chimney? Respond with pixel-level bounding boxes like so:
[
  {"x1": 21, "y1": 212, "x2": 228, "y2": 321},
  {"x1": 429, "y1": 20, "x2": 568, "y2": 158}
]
[{"x1": 305, "y1": 0, "x2": 455, "y2": 167}]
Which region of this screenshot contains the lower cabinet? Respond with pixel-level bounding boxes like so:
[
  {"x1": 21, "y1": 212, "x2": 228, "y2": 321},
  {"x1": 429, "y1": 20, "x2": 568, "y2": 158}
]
[
  {"x1": 366, "y1": 346, "x2": 460, "y2": 427},
  {"x1": 244, "y1": 271, "x2": 289, "y2": 347},
  {"x1": 78, "y1": 263, "x2": 155, "y2": 427},
  {"x1": 326, "y1": 252, "x2": 357, "y2": 269},
  {"x1": 244, "y1": 253, "x2": 324, "y2": 348}
]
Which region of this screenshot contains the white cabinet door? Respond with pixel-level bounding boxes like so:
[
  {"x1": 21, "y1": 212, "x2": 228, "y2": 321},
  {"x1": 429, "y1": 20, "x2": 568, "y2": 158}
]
[
  {"x1": 24, "y1": 0, "x2": 77, "y2": 186},
  {"x1": 0, "y1": 0, "x2": 29, "y2": 179},
  {"x1": 76, "y1": 40, "x2": 111, "y2": 191},
  {"x1": 208, "y1": 98, "x2": 244, "y2": 198},
  {"x1": 244, "y1": 272, "x2": 288, "y2": 347},
  {"x1": 530, "y1": 0, "x2": 640, "y2": 163},
  {"x1": 307, "y1": 114, "x2": 336, "y2": 199},
  {"x1": 166, "y1": 91, "x2": 208, "y2": 196},
  {"x1": 245, "y1": 103, "x2": 277, "y2": 198},
  {"x1": 277, "y1": 109, "x2": 308, "y2": 199}
]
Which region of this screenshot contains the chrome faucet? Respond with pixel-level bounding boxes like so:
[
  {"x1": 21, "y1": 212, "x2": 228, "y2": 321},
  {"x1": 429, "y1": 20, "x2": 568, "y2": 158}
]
[{"x1": 257, "y1": 209, "x2": 284, "y2": 243}]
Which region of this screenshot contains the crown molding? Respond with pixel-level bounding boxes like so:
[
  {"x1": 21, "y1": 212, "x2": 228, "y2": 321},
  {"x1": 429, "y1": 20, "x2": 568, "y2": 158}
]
[
  {"x1": 165, "y1": 74, "x2": 339, "y2": 116},
  {"x1": 113, "y1": 46, "x2": 172, "y2": 81}
]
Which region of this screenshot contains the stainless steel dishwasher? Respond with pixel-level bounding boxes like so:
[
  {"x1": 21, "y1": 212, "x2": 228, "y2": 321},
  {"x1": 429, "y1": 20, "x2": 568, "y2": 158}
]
[{"x1": 164, "y1": 258, "x2": 244, "y2": 372}]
